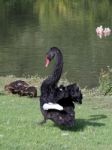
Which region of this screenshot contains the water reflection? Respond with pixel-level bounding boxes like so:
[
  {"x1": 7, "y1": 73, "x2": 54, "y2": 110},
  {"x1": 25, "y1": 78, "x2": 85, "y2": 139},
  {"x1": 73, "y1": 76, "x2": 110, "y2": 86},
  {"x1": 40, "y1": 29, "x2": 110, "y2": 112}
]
[{"x1": 0, "y1": 0, "x2": 112, "y2": 87}]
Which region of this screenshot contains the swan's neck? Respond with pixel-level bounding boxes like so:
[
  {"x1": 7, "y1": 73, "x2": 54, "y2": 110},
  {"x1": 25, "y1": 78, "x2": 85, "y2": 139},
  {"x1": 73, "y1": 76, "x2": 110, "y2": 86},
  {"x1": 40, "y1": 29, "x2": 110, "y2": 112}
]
[
  {"x1": 50, "y1": 53, "x2": 63, "y2": 86},
  {"x1": 42, "y1": 51, "x2": 63, "y2": 88}
]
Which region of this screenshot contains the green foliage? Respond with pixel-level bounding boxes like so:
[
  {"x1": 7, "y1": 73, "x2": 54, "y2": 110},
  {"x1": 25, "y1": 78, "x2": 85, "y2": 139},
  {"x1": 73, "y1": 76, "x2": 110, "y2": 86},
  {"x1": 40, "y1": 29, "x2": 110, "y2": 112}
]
[{"x1": 99, "y1": 67, "x2": 112, "y2": 95}]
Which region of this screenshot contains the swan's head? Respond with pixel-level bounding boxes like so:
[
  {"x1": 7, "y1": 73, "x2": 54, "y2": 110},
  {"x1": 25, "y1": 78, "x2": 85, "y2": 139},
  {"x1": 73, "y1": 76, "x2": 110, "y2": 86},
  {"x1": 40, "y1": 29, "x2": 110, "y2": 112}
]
[
  {"x1": 45, "y1": 55, "x2": 54, "y2": 67},
  {"x1": 45, "y1": 47, "x2": 59, "y2": 67}
]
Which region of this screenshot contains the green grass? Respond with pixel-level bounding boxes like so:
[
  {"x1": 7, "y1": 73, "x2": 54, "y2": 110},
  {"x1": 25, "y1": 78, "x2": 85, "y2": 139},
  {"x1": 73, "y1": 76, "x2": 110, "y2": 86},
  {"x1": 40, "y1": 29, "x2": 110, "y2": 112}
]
[
  {"x1": 0, "y1": 76, "x2": 112, "y2": 150},
  {"x1": 0, "y1": 94, "x2": 112, "y2": 150}
]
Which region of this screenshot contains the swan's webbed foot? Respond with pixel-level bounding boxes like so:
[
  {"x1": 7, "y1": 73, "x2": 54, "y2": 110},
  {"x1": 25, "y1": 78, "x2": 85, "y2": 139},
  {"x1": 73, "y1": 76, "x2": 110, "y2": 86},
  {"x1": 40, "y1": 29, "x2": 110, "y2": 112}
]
[{"x1": 38, "y1": 118, "x2": 47, "y2": 125}]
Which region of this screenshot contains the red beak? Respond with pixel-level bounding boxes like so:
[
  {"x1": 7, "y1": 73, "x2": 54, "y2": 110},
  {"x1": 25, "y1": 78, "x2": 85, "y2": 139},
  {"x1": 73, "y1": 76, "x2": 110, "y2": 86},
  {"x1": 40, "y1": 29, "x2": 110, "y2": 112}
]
[{"x1": 45, "y1": 57, "x2": 50, "y2": 67}]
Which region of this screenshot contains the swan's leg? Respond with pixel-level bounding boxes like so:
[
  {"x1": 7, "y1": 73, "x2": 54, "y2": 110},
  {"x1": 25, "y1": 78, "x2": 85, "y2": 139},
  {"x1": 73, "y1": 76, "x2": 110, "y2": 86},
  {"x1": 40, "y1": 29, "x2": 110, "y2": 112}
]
[
  {"x1": 39, "y1": 119, "x2": 47, "y2": 124},
  {"x1": 38, "y1": 116, "x2": 47, "y2": 125}
]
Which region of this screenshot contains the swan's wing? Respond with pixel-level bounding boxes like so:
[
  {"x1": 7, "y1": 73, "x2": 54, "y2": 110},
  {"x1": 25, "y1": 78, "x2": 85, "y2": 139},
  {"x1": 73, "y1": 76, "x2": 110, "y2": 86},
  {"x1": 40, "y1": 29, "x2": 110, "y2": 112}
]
[
  {"x1": 66, "y1": 84, "x2": 83, "y2": 104},
  {"x1": 54, "y1": 85, "x2": 69, "y2": 102},
  {"x1": 55, "y1": 84, "x2": 83, "y2": 104},
  {"x1": 43, "y1": 103, "x2": 63, "y2": 111}
]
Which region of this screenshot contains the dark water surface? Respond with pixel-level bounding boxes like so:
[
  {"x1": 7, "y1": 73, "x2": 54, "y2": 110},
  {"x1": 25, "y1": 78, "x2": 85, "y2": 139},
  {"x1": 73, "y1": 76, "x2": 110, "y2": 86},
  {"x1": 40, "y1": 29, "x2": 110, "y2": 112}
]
[{"x1": 0, "y1": 0, "x2": 112, "y2": 88}]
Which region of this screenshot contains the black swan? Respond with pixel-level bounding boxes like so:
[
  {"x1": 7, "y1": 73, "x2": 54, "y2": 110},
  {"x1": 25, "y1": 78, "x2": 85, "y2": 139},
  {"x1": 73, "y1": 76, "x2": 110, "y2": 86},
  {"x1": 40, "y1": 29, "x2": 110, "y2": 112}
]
[
  {"x1": 40, "y1": 47, "x2": 83, "y2": 127},
  {"x1": 5, "y1": 80, "x2": 37, "y2": 98}
]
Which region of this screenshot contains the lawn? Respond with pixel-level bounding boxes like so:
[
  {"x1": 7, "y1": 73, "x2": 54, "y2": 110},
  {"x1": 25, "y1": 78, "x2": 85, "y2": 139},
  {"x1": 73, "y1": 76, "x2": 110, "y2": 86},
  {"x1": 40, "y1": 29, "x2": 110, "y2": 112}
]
[{"x1": 0, "y1": 93, "x2": 112, "y2": 150}]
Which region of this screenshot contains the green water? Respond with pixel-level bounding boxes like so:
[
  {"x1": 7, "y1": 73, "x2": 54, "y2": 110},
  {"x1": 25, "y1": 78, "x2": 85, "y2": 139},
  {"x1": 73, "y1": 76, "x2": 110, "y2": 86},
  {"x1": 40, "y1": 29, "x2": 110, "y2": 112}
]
[{"x1": 0, "y1": 0, "x2": 112, "y2": 87}]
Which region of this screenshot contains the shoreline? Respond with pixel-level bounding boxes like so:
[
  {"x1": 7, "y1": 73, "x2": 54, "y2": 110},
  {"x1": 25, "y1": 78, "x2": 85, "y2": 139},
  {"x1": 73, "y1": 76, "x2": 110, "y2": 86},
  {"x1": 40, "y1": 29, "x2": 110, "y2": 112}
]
[{"x1": 0, "y1": 75, "x2": 111, "y2": 97}]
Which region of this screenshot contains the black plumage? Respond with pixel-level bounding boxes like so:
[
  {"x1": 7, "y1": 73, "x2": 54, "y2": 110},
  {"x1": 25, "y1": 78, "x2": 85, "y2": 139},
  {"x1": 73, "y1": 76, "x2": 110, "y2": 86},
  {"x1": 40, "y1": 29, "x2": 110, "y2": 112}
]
[{"x1": 40, "y1": 47, "x2": 83, "y2": 127}]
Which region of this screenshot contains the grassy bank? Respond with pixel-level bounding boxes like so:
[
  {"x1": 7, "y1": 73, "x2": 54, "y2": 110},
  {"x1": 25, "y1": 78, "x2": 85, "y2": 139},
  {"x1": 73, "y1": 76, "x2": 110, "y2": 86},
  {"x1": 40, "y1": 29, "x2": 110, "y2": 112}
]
[{"x1": 0, "y1": 76, "x2": 112, "y2": 150}]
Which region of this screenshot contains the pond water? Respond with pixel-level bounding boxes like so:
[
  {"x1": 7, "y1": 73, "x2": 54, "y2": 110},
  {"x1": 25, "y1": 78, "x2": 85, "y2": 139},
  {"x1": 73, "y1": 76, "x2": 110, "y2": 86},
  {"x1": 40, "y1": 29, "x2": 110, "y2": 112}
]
[{"x1": 0, "y1": 0, "x2": 112, "y2": 88}]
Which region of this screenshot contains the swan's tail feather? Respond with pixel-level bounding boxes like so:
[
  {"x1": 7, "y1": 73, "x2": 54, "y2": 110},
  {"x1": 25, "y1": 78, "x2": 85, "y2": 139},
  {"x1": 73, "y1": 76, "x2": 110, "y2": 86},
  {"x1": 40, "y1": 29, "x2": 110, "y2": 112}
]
[{"x1": 46, "y1": 106, "x2": 75, "y2": 127}]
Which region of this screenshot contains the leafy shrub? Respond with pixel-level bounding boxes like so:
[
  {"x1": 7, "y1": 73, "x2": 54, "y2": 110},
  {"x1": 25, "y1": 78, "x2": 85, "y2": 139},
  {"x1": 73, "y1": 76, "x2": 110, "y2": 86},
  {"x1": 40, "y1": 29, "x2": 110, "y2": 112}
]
[{"x1": 99, "y1": 66, "x2": 112, "y2": 95}]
